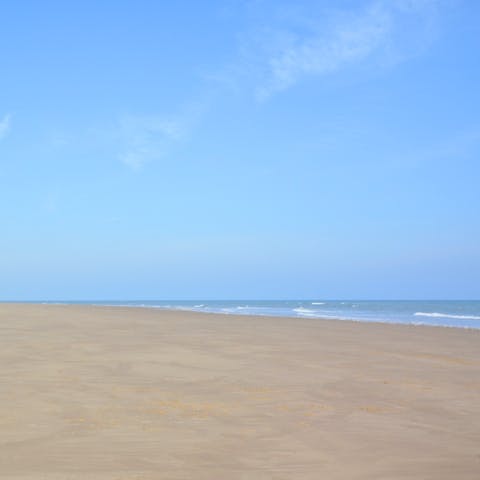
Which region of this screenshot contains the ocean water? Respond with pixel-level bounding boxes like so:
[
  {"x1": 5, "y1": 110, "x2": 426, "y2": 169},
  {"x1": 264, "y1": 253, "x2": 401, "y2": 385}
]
[{"x1": 48, "y1": 300, "x2": 480, "y2": 329}]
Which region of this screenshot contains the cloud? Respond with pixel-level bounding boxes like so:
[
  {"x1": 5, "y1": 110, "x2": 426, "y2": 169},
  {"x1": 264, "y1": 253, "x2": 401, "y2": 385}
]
[
  {"x1": 114, "y1": 1, "x2": 443, "y2": 170},
  {"x1": 117, "y1": 99, "x2": 207, "y2": 170},
  {"x1": 219, "y1": 0, "x2": 442, "y2": 99},
  {"x1": 0, "y1": 114, "x2": 11, "y2": 140},
  {"x1": 118, "y1": 115, "x2": 185, "y2": 170},
  {"x1": 45, "y1": 100, "x2": 207, "y2": 171}
]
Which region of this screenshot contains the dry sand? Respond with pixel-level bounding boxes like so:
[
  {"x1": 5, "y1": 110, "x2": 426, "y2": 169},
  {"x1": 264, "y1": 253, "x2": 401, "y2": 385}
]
[{"x1": 0, "y1": 303, "x2": 479, "y2": 479}]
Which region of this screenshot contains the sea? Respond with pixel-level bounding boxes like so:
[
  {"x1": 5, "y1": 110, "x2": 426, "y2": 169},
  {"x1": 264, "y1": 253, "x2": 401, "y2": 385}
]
[{"x1": 42, "y1": 300, "x2": 480, "y2": 329}]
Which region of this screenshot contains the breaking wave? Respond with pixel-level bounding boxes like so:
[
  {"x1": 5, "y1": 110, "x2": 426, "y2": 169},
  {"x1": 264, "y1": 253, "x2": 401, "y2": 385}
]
[{"x1": 414, "y1": 312, "x2": 480, "y2": 321}]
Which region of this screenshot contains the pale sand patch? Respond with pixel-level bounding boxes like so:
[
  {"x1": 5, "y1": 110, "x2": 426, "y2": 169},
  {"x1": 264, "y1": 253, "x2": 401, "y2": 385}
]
[{"x1": 0, "y1": 304, "x2": 479, "y2": 479}]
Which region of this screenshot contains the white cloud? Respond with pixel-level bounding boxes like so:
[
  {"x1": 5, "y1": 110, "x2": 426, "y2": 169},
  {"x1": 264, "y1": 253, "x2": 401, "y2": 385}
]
[
  {"x1": 118, "y1": 115, "x2": 185, "y2": 170},
  {"x1": 116, "y1": 99, "x2": 208, "y2": 170},
  {"x1": 262, "y1": 6, "x2": 389, "y2": 97},
  {"x1": 221, "y1": 0, "x2": 442, "y2": 99},
  {"x1": 46, "y1": 102, "x2": 205, "y2": 171},
  {"x1": 0, "y1": 114, "x2": 11, "y2": 140}
]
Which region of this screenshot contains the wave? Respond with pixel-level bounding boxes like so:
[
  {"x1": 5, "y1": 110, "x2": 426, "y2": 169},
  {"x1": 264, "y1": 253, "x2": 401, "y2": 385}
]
[
  {"x1": 414, "y1": 312, "x2": 480, "y2": 321},
  {"x1": 293, "y1": 307, "x2": 318, "y2": 316},
  {"x1": 311, "y1": 302, "x2": 325, "y2": 305}
]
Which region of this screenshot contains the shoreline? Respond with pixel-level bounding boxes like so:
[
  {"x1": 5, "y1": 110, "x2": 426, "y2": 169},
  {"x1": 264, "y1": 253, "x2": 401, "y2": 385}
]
[{"x1": 2, "y1": 301, "x2": 480, "y2": 331}]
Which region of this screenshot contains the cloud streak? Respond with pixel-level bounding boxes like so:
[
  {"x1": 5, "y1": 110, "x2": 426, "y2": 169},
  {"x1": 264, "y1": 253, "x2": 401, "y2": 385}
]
[
  {"x1": 115, "y1": 98, "x2": 208, "y2": 170},
  {"x1": 0, "y1": 114, "x2": 11, "y2": 140},
  {"x1": 261, "y1": 5, "x2": 390, "y2": 98},
  {"x1": 118, "y1": 115, "x2": 185, "y2": 170},
  {"x1": 223, "y1": 0, "x2": 442, "y2": 99},
  {"x1": 116, "y1": 0, "x2": 444, "y2": 170}
]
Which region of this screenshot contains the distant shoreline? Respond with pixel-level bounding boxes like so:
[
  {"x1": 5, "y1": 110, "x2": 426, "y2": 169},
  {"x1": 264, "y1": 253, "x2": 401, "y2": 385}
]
[{"x1": 2, "y1": 299, "x2": 480, "y2": 330}]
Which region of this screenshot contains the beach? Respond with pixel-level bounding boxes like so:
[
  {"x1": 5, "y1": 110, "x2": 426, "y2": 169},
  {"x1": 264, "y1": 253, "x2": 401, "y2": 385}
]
[{"x1": 0, "y1": 304, "x2": 479, "y2": 479}]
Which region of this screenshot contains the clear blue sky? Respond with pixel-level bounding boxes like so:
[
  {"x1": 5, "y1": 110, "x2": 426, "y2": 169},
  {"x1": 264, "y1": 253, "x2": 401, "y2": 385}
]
[{"x1": 1, "y1": 0, "x2": 479, "y2": 300}]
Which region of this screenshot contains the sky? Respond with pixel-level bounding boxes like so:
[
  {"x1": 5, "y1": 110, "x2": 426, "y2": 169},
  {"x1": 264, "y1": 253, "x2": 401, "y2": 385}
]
[{"x1": 0, "y1": 0, "x2": 479, "y2": 300}]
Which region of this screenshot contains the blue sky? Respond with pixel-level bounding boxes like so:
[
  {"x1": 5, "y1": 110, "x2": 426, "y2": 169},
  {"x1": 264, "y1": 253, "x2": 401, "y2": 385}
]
[{"x1": 1, "y1": 0, "x2": 479, "y2": 300}]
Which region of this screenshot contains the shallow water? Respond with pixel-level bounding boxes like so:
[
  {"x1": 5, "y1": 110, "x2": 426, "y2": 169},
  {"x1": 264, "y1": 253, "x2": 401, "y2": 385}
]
[{"x1": 41, "y1": 300, "x2": 480, "y2": 329}]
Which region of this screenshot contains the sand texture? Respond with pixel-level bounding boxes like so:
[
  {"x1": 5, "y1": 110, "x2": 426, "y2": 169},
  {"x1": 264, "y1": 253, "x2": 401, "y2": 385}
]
[{"x1": 0, "y1": 304, "x2": 479, "y2": 479}]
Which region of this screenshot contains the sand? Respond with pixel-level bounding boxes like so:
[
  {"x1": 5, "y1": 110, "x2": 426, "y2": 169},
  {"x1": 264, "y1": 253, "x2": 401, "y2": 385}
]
[{"x1": 0, "y1": 303, "x2": 479, "y2": 479}]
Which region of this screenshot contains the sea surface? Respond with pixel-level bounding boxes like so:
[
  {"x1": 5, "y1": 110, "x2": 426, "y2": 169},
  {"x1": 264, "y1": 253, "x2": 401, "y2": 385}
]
[{"x1": 42, "y1": 300, "x2": 480, "y2": 329}]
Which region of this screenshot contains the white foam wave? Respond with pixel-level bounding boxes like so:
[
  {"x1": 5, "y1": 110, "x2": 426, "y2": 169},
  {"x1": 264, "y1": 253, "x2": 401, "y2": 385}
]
[
  {"x1": 311, "y1": 302, "x2": 325, "y2": 305},
  {"x1": 293, "y1": 307, "x2": 317, "y2": 316},
  {"x1": 414, "y1": 312, "x2": 480, "y2": 321}
]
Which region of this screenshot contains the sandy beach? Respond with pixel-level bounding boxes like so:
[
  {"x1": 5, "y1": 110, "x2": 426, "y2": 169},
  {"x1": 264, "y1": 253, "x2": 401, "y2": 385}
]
[{"x1": 0, "y1": 303, "x2": 479, "y2": 479}]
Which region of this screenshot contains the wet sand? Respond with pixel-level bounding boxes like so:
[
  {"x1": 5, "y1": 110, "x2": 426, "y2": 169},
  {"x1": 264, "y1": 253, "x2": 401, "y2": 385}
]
[{"x1": 0, "y1": 303, "x2": 479, "y2": 479}]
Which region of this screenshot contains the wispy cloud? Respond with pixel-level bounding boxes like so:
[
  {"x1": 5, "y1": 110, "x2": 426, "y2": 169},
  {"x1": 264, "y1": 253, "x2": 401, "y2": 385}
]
[
  {"x1": 217, "y1": 0, "x2": 442, "y2": 100},
  {"x1": 117, "y1": 99, "x2": 207, "y2": 170},
  {"x1": 38, "y1": 1, "x2": 445, "y2": 170},
  {"x1": 0, "y1": 114, "x2": 11, "y2": 140},
  {"x1": 261, "y1": 5, "x2": 390, "y2": 98},
  {"x1": 118, "y1": 115, "x2": 185, "y2": 170},
  {"x1": 44, "y1": 104, "x2": 205, "y2": 171}
]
